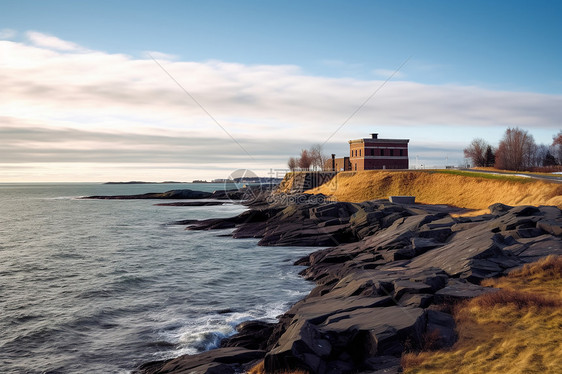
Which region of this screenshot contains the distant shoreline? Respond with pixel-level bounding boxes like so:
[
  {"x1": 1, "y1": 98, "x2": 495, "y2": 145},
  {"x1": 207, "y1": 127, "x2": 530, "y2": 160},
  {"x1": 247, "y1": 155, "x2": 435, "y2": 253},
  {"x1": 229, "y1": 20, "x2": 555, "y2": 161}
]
[{"x1": 104, "y1": 181, "x2": 188, "y2": 184}]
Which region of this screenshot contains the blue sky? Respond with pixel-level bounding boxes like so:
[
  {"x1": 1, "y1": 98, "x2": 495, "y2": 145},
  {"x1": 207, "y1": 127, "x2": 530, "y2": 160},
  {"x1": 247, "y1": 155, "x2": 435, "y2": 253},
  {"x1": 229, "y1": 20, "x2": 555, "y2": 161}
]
[{"x1": 1, "y1": 0, "x2": 561, "y2": 181}]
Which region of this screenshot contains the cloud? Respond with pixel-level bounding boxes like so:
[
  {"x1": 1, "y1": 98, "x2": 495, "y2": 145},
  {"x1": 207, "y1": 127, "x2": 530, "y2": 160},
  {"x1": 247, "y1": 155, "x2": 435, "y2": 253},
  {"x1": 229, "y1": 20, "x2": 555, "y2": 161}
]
[
  {"x1": 25, "y1": 31, "x2": 84, "y2": 51},
  {"x1": 1, "y1": 32, "x2": 561, "y2": 181},
  {"x1": 0, "y1": 28, "x2": 16, "y2": 39},
  {"x1": 144, "y1": 51, "x2": 179, "y2": 61},
  {"x1": 373, "y1": 68, "x2": 404, "y2": 79}
]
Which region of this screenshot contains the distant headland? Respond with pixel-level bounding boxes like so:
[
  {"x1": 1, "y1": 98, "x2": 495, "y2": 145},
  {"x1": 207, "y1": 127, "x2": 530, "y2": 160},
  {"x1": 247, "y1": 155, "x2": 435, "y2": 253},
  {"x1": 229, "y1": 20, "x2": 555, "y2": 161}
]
[{"x1": 104, "y1": 181, "x2": 187, "y2": 184}]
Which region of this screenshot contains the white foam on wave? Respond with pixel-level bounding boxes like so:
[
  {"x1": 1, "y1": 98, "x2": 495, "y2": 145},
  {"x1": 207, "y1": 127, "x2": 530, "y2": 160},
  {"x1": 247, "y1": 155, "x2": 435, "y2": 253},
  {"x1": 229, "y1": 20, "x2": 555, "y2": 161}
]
[{"x1": 157, "y1": 299, "x2": 299, "y2": 359}]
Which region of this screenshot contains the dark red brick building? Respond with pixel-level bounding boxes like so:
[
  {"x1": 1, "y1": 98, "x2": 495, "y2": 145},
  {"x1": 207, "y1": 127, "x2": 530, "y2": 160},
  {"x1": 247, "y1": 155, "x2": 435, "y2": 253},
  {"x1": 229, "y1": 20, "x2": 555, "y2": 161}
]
[
  {"x1": 325, "y1": 133, "x2": 409, "y2": 171},
  {"x1": 349, "y1": 133, "x2": 409, "y2": 170}
]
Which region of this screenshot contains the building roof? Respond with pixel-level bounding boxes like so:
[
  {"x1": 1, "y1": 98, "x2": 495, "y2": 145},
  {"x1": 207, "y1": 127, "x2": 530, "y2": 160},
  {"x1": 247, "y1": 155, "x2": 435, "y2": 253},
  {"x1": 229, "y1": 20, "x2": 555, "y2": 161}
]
[{"x1": 349, "y1": 138, "x2": 409, "y2": 144}]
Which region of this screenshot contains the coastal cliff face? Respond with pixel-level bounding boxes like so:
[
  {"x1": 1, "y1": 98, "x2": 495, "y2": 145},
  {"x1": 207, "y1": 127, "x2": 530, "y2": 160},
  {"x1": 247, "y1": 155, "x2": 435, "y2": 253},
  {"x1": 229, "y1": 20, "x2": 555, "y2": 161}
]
[{"x1": 136, "y1": 193, "x2": 562, "y2": 374}]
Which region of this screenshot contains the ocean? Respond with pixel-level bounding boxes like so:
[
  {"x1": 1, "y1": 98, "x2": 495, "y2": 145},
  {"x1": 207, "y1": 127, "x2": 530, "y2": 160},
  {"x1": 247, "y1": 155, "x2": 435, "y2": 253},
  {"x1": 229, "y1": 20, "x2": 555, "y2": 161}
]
[{"x1": 0, "y1": 183, "x2": 314, "y2": 373}]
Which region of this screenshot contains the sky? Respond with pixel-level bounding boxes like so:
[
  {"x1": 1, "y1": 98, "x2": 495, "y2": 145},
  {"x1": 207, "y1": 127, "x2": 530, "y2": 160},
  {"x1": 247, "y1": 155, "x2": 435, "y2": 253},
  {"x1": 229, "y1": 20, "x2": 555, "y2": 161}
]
[{"x1": 1, "y1": 0, "x2": 561, "y2": 182}]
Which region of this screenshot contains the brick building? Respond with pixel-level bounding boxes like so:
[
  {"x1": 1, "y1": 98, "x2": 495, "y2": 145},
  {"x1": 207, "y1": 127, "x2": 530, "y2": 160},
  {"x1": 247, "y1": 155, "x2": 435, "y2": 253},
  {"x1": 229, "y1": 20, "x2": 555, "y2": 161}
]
[
  {"x1": 326, "y1": 155, "x2": 351, "y2": 172},
  {"x1": 350, "y1": 133, "x2": 409, "y2": 170},
  {"x1": 326, "y1": 133, "x2": 409, "y2": 171}
]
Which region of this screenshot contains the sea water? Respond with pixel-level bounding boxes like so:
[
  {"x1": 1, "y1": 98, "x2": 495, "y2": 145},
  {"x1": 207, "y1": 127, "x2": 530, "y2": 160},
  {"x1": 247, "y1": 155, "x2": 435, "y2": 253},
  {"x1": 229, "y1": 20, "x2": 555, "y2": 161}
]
[{"x1": 0, "y1": 183, "x2": 315, "y2": 373}]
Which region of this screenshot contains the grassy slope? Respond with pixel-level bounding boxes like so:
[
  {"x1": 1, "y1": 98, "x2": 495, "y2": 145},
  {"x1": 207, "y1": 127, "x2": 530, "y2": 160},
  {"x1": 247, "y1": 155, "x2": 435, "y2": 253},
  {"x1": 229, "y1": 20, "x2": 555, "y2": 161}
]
[
  {"x1": 305, "y1": 170, "x2": 562, "y2": 211},
  {"x1": 402, "y1": 256, "x2": 562, "y2": 374}
]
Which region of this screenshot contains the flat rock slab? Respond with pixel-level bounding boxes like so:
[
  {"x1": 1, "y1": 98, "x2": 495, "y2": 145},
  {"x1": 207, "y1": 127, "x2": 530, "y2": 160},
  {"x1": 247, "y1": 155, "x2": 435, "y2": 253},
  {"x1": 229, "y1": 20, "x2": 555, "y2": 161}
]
[
  {"x1": 389, "y1": 196, "x2": 416, "y2": 204},
  {"x1": 434, "y1": 279, "x2": 497, "y2": 303},
  {"x1": 135, "y1": 347, "x2": 265, "y2": 374},
  {"x1": 266, "y1": 306, "x2": 425, "y2": 373}
]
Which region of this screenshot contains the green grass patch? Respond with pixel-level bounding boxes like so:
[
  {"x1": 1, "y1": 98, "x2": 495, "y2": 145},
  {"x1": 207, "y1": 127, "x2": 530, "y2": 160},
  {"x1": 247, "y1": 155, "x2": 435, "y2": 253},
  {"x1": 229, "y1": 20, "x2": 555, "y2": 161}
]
[{"x1": 426, "y1": 169, "x2": 537, "y2": 183}]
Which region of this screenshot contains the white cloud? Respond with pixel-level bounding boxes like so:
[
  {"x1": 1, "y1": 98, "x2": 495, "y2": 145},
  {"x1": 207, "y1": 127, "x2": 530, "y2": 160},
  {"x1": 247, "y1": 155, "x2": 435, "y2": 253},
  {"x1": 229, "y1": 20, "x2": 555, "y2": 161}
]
[
  {"x1": 25, "y1": 31, "x2": 84, "y2": 51},
  {"x1": 144, "y1": 51, "x2": 179, "y2": 61},
  {"x1": 0, "y1": 28, "x2": 16, "y2": 39},
  {"x1": 1, "y1": 32, "x2": 561, "y2": 181}
]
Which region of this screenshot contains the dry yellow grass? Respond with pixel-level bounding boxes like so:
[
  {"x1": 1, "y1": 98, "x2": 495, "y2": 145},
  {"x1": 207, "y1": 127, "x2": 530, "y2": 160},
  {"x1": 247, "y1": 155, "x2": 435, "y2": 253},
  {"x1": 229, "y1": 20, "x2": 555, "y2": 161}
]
[
  {"x1": 276, "y1": 172, "x2": 297, "y2": 193},
  {"x1": 247, "y1": 360, "x2": 309, "y2": 374},
  {"x1": 481, "y1": 256, "x2": 562, "y2": 299},
  {"x1": 305, "y1": 170, "x2": 562, "y2": 211},
  {"x1": 402, "y1": 256, "x2": 562, "y2": 374}
]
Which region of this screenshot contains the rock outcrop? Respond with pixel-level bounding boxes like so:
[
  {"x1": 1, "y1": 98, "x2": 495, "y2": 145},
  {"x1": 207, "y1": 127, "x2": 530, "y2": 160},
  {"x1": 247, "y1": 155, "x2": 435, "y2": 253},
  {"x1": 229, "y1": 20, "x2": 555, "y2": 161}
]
[
  {"x1": 84, "y1": 186, "x2": 268, "y2": 201},
  {"x1": 137, "y1": 196, "x2": 562, "y2": 374}
]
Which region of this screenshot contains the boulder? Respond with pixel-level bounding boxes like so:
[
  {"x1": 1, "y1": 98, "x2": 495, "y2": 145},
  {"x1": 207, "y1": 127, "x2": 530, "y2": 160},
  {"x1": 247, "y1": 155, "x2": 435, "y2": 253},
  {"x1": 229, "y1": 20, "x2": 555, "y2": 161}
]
[
  {"x1": 220, "y1": 321, "x2": 275, "y2": 351},
  {"x1": 537, "y1": 220, "x2": 562, "y2": 236},
  {"x1": 424, "y1": 310, "x2": 457, "y2": 349},
  {"x1": 265, "y1": 306, "x2": 425, "y2": 373},
  {"x1": 389, "y1": 196, "x2": 415, "y2": 204}
]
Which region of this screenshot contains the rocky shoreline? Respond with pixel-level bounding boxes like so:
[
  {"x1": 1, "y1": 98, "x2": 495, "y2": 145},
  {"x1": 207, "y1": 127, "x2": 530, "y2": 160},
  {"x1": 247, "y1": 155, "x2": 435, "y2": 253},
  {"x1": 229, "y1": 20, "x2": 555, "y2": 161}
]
[
  {"x1": 83, "y1": 187, "x2": 259, "y2": 201},
  {"x1": 135, "y1": 192, "x2": 562, "y2": 374}
]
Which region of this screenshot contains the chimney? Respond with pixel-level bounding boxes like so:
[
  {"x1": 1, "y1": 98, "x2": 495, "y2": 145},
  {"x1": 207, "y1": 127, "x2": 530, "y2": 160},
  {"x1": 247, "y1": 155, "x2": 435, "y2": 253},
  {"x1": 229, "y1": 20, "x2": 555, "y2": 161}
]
[
  {"x1": 371, "y1": 133, "x2": 378, "y2": 139},
  {"x1": 331, "y1": 154, "x2": 336, "y2": 171}
]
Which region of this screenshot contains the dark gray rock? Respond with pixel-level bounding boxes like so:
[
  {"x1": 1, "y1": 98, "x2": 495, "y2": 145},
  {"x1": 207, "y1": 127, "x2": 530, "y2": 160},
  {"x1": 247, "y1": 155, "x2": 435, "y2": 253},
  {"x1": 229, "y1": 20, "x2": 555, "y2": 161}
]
[
  {"x1": 489, "y1": 203, "x2": 513, "y2": 216},
  {"x1": 398, "y1": 293, "x2": 434, "y2": 308},
  {"x1": 411, "y1": 237, "x2": 442, "y2": 255},
  {"x1": 537, "y1": 220, "x2": 562, "y2": 236},
  {"x1": 408, "y1": 224, "x2": 508, "y2": 282},
  {"x1": 516, "y1": 235, "x2": 562, "y2": 262},
  {"x1": 86, "y1": 189, "x2": 213, "y2": 200},
  {"x1": 220, "y1": 321, "x2": 275, "y2": 351},
  {"x1": 389, "y1": 196, "x2": 415, "y2": 204},
  {"x1": 265, "y1": 306, "x2": 425, "y2": 373},
  {"x1": 424, "y1": 310, "x2": 457, "y2": 349},
  {"x1": 434, "y1": 279, "x2": 497, "y2": 303},
  {"x1": 393, "y1": 280, "x2": 433, "y2": 300},
  {"x1": 135, "y1": 347, "x2": 265, "y2": 374},
  {"x1": 363, "y1": 355, "x2": 402, "y2": 373}
]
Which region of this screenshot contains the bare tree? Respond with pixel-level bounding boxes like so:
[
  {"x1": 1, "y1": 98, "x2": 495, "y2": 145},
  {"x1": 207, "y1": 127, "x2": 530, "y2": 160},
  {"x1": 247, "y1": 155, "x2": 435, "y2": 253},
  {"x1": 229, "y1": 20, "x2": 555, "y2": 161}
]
[
  {"x1": 287, "y1": 157, "x2": 297, "y2": 171},
  {"x1": 553, "y1": 131, "x2": 562, "y2": 165},
  {"x1": 463, "y1": 138, "x2": 489, "y2": 167},
  {"x1": 494, "y1": 127, "x2": 536, "y2": 171},
  {"x1": 298, "y1": 149, "x2": 313, "y2": 170},
  {"x1": 309, "y1": 144, "x2": 329, "y2": 170},
  {"x1": 533, "y1": 144, "x2": 550, "y2": 167}
]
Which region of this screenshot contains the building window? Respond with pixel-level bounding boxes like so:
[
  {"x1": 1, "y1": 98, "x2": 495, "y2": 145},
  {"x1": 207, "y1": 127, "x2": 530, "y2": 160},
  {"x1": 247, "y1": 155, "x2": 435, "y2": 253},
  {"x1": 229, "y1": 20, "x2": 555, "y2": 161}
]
[
  {"x1": 390, "y1": 149, "x2": 394, "y2": 156},
  {"x1": 355, "y1": 163, "x2": 357, "y2": 170},
  {"x1": 359, "y1": 149, "x2": 361, "y2": 157},
  {"x1": 380, "y1": 149, "x2": 384, "y2": 156},
  {"x1": 371, "y1": 149, "x2": 374, "y2": 156},
  {"x1": 400, "y1": 149, "x2": 403, "y2": 156}
]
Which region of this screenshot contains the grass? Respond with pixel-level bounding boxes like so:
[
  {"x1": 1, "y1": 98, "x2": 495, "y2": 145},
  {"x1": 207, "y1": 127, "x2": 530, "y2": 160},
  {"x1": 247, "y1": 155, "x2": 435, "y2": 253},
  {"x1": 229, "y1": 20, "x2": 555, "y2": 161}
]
[
  {"x1": 247, "y1": 360, "x2": 309, "y2": 374},
  {"x1": 429, "y1": 169, "x2": 537, "y2": 183},
  {"x1": 475, "y1": 166, "x2": 562, "y2": 176},
  {"x1": 402, "y1": 256, "x2": 562, "y2": 374},
  {"x1": 302, "y1": 170, "x2": 562, "y2": 211}
]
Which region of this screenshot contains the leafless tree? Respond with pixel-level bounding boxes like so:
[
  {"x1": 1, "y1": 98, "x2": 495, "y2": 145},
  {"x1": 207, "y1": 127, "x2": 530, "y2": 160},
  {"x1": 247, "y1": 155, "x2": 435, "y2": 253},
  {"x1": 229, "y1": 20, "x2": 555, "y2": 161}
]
[
  {"x1": 533, "y1": 144, "x2": 550, "y2": 167},
  {"x1": 463, "y1": 138, "x2": 489, "y2": 167},
  {"x1": 494, "y1": 127, "x2": 536, "y2": 171},
  {"x1": 287, "y1": 157, "x2": 297, "y2": 171},
  {"x1": 309, "y1": 144, "x2": 329, "y2": 170},
  {"x1": 553, "y1": 131, "x2": 562, "y2": 164},
  {"x1": 298, "y1": 149, "x2": 313, "y2": 170}
]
